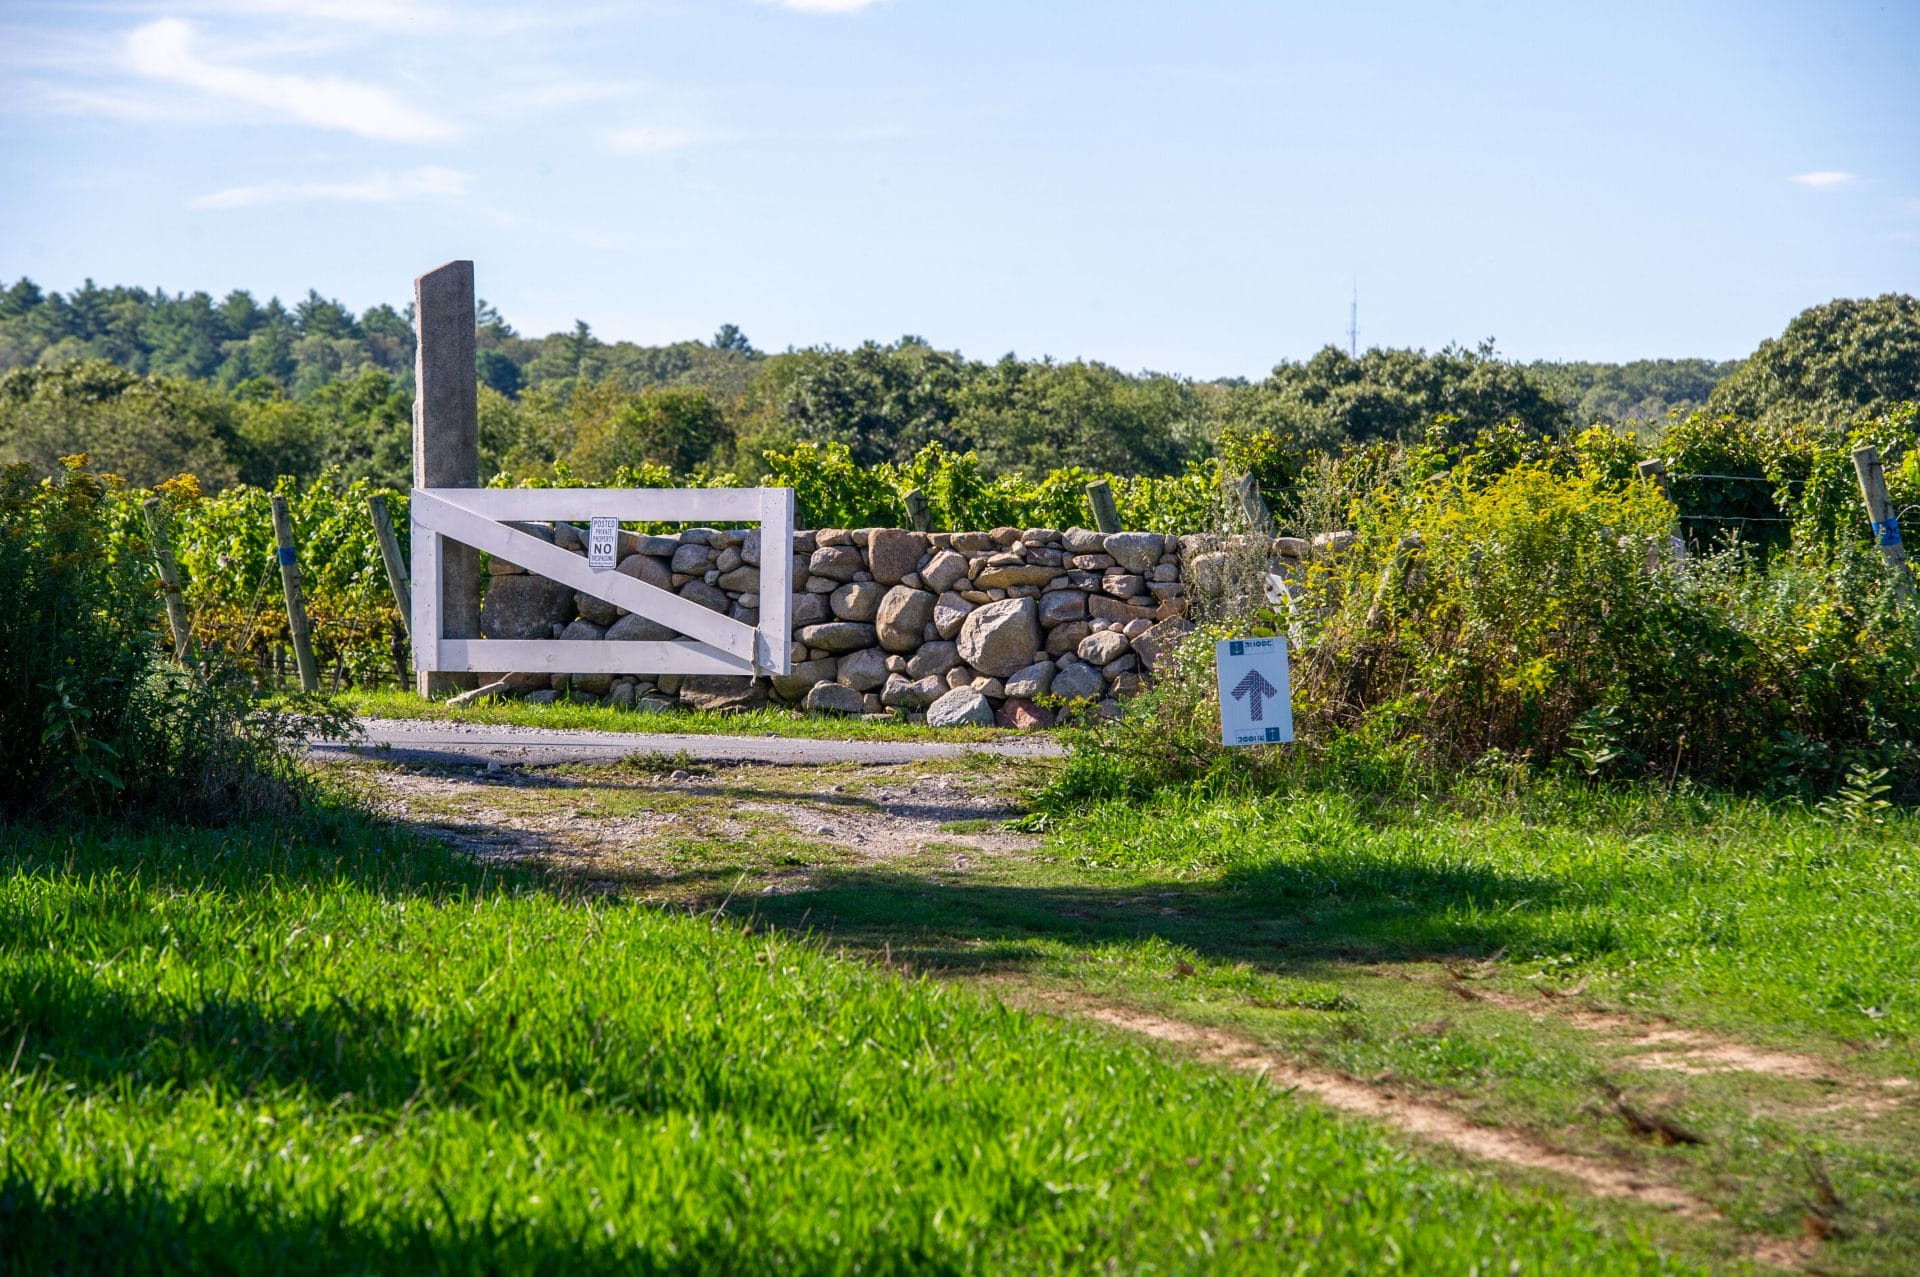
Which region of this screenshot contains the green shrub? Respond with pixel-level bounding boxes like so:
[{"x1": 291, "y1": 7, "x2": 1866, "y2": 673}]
[
  {"x1": 1055, "y1": 456, "x2": 1916, "y2": 806},
  {"x1": 0, "y1": 458, "x2": 334, "y2": 820}
]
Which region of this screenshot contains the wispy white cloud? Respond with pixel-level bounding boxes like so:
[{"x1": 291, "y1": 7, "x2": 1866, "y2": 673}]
[
  {"x1": 488, "y1": 78, "x2": 638, "y2": 115},
  {"x1": 193, "y1": 164, "x2": 470, "y2": 209},
  {"x1": 598, "y1": 120, "x2": 914, "y2": 154},
  {"x1": 1789, "y1": 170, "x2": 1858, "y2": 189},
  {"x1": 601, "y1": 125, "x2": 719, "y2": 153},
  {"x1": 124, "y1": 18, "x2": 457, "y2": 141},
  {"x1": 759, "y1": 0, "x2": 887, "y2": 12}
]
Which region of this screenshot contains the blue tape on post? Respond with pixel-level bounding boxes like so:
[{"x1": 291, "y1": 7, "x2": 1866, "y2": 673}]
[
  {"x1": 277, "y1": 546, "x2": 297, "y2": 566},
  {"x1": 1871, "y1": 517, "x2": 1902, "y2": 549}
]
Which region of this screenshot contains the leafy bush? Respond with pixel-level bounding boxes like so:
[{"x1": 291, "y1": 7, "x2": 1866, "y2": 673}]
[
  {"x1": 1300, "y1": 463, "x2": 1920, "y2": 791},
  {"x1": 1053, "y1": 453, "x2": 1918, "y2": 810},
  {"x1": 0, "y1": 457, "x2": 336, "y2": 820}
]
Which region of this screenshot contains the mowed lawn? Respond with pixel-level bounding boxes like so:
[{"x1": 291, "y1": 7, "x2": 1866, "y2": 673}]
[{"x1": 0, "y1": 807, "x2": 1693, "y2": 1276}]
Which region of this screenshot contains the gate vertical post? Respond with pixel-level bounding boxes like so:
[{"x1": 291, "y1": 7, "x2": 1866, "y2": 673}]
[
  {"x1": 759, "y1": 487, "x2": 796, "y2": 675},
  {"x1": 413, "y1": 260, "x2": 481, "y2": 695}
]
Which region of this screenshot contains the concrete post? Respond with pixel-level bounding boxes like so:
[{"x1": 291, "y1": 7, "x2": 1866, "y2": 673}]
[{"x1": 413, "y1": 260, "x2": 481, "y2": 694}]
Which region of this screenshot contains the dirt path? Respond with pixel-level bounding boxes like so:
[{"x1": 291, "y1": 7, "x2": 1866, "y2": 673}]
[
  {"x1": 362, "y1": 759, "x2": 1039, "y2": 887},
  {"x1": 361, "y1": 754, "x2": 1905, "y2": 1271}
]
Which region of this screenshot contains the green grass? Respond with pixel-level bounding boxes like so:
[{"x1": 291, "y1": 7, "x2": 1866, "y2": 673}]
[
  {"x1": 330, "y1": 687, "x2": 1012, "y2": 743},
  {"x1": 507, "y1": 753, "x2": 1914, "y2": 1270},
  {"x1": 0, "y1": 802, "x2": 1696, "y2": 1275},
  {"x1": 1040, "y1": 777, "x2": 1920, "y2": 1052}
]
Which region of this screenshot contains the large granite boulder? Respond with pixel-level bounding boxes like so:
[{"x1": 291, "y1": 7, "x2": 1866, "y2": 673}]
[
  {"x1": 875, "y1": 586, "x2": 936, "y2": 652},
  {"x1": 1051, "y1": 661, "x2": 1104, "y2": 702},
  {"x1": 678, "y1": 579, "x2": 730, "y2": 612},
  {"x1": 906, "y1": 640, "x2": 962, "y2": 679},
  {"x1": 867, "y1": 529, "x2": 927, "y2": 585},
  {"x1": 792, "y1": 592, "x2": 831, "y2": 626},
  {"x1": 1077, "y1": 631, "x2": 1132, "y2": 665},
  {"x1": 1037, "y1": 589, "x2": 1088, "y2": 626},
  {"x1": 574, "y1": 590, "x2": 619, "y2": 627},
  {"x1": 830, "y1": 581, "x2": 886, "y2": 622},
  {"x1": 933, "y1": 591, "x2": 974, "y2": 640},
  {"x1": 1132, "y1": 616, "x2": 1194, "y2": 672},
  {"x1": 1003, "y1": 660, "x2": 1055, "y2": 699},
  {"x1": 679, "y1": 675, "x2": 766, "y2": 711},
  {"x1": 606, "y1": 612, "x2": 677, "y2": 642},
  {"x1": 808, "y1": 546, "x2": 863, "y2": 582},
  {"x1": 957, "y1": 597, "x2": 1041, "y2": 677},
  {"x1": 481, "y1": 574, "x2": 575, "y2": 639},
  {"x1": 880, "y1": 673, "x2": 946, "y2": 710},
  {"x1": 1103, "y1": 532, "x2": 1161, "y2": 574},
  {"x1": 926, "y1": 685, "x2": 996, "y2": 728},
  {"x1": 797, "y1": 622, "x2": 877, "y2": 653},
  {"x1": 771, "y1": 658, "x2": 838, "y2": 701},
  {"x1": 804, "y1": 681, "x2": 866, "y2": 715},
  {"x1": 616, "y1": 552, "x2": 671, "y2": 589},
  {"x1": 836, "y1": 647, "x2": 892, "y2": 692},
  {"x1": 920, "y1": 549, "x2": 969, "y2": 594},
  {"x1": 996, "y1": 698, "x2": 1054, "y2": 730}
]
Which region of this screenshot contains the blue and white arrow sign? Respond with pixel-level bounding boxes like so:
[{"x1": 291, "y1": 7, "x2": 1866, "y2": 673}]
[{"x1": 1215, "y1": 637, "x2": 1294, "y2": 746}]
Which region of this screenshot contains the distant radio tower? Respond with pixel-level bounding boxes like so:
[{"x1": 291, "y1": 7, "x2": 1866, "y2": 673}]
[{"x1": 1347, "y1": 283, "x2": 1359, "y2": 357}]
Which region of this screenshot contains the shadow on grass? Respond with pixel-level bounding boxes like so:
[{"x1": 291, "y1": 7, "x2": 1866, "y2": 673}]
[
  {"x1": 0, "y1": 799, "x2": 555, "y2": 904},
  {"x1": 708, "y1": 858, "x2": 1598, "y2": 981},
  {"x1": 0, "y1": 1176, "x2": 957, "y2": 1277}
]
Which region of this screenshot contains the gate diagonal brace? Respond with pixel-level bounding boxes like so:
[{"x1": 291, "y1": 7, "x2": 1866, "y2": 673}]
[{"x1": 411, "y1": 489, "x2": 755, "y2": 661}]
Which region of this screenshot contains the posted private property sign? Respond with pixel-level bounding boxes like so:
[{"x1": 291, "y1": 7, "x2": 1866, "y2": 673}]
[{"x1": 1216, "y1": 637, "x2": 1294, "y2": 746}]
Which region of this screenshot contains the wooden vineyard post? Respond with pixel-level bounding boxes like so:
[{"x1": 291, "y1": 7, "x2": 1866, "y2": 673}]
[
  {"x1": 903, "y1": 487, "x2": 931, "y2": 533},
  {"x1": 141, "y1": 497, "x2": 197, "y2": 665},
  {"x1": 1637, "y1": 457, "x2": 1685, "y2": 559},
  {"x1": 413, "y1": 260, "x2": 481, "y2": 696},
  {"x1": 1233, "y1": 472, "x2": 1275, "y2": 536},
  {"x1": 269, "y1": 494, "x2": 321, "y2": 692},
  {"x1": 1087, "y1": 479, "x2": 1121, "y2": 534},
  {"x1": 1635, "y1": 457, "x2": 1672, "y2": 496},
  {"x1": 1852, "y1": 446, "x2": 1912, "y2": 600},
  {"x1": 367, "y1": 493, "x2": 413, "y2": 641}
]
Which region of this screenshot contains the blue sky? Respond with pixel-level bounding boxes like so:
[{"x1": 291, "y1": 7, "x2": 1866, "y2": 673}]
[{"x1": 2, "y1": 0, "x2": 1916, "y2": 378}]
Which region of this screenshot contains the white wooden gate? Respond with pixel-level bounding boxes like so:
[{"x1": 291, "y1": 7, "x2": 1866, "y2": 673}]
[{"x1": 410, "y1": 486, "x2": 794, "y2": 678}]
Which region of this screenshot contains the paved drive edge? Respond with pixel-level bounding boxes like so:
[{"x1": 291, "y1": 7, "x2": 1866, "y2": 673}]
[{"x1": 318, "y1": 717, "x2": 1066, "y2": 769}]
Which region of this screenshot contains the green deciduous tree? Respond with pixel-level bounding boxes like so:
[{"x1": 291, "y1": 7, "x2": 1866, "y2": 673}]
[{"x1": 1709, "y1": 294, "x2": 1920, "y2": 429}]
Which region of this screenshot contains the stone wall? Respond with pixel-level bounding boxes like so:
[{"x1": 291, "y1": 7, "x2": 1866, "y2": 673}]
[{"x1": 471, "y1": 522, "x2": 1256, "y2": 727}]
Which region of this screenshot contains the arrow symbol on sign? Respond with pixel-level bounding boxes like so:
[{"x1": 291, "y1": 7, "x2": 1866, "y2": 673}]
[{"x1": 1231, "y1": 669, "x2": 1278, "y2": 722}]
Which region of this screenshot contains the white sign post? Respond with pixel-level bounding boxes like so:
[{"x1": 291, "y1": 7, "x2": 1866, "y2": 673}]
[
  {"x1": 1216, "y1": 637, "x2": 1294, "y2": 746},
  {"x1": 587, "y1": 516, "x2": 619, "y2": 571}
]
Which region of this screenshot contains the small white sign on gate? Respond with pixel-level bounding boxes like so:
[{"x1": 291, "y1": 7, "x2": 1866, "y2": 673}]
[
  {"x1": 587, "y1": 516, "x2": 619, "y2": 571},
  {"x1": 1215, "y1": 637, "x2": 1293, "y2": 747}
]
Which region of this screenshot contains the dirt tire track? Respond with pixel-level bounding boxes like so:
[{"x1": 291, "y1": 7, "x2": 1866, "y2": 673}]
[
  {"x1": 1070, "y1": 1001, "x2": 1711, "y2": 1215},
  {"x1": 1431, "y1": 978, "x2": 1916, "y2": 1109}
]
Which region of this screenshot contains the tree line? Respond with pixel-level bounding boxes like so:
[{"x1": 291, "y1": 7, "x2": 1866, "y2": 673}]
[{"x1": 1, "y1": 276, "x2": 1914, "y2": 492}]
